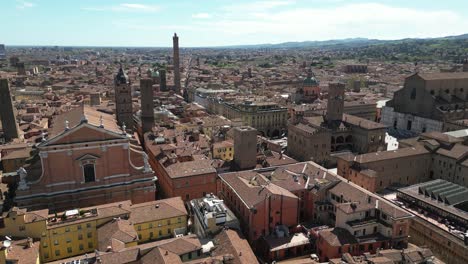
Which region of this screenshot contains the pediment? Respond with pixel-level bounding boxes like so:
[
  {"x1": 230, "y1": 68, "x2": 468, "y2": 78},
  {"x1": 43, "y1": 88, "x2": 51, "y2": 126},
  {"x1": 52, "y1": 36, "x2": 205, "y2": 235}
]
[
  {"x1": 42, "y1": 123, "x2": 125, "y2": 146},
  {"x1": 76, "y1": 153, "x2": 100, "y2": 161}
]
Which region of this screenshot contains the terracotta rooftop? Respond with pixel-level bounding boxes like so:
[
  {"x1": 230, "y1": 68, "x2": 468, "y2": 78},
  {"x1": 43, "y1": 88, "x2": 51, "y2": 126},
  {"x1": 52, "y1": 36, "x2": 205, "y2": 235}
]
[
  {"x1": 97, "y1": 218, "x2": 138, "y2": 251},
  {"x1": 49, "y1": 105, "x2": 121, "y2": 137},
  {"x1": 416, "y1": 71, "x2": 468, "y2": 81},
  {"x1": 128, "y1": 197, "x2": 187, "y2": 224}
]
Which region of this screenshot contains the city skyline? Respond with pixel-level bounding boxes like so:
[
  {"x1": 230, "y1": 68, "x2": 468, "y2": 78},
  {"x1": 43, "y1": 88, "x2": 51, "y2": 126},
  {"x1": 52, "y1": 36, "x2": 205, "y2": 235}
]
[{"x1": 2, "y1": 0, "x2": 468, "y2": 47}]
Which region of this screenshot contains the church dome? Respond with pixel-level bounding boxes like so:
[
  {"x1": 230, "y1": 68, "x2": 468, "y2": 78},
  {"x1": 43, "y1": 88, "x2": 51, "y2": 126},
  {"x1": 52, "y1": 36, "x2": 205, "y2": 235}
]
[
  {"x1": 303, "y1": 76, "x2": 319, "y2": 86},
  {"x1": 303, "y1": 68, "x2": 319, "y2": 86}
]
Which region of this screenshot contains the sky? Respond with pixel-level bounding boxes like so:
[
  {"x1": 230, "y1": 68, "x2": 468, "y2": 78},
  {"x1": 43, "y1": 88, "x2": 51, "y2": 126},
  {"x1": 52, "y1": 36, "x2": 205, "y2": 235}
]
[{"x1": 2, "y1": 0, "x2": 468, "y2": 47}]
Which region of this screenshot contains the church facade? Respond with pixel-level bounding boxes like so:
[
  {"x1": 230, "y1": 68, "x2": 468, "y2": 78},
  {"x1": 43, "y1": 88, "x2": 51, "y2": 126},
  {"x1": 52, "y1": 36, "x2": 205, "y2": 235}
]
[{"x1": 14, "y1": 106, "x2": 156, "y2": 212}]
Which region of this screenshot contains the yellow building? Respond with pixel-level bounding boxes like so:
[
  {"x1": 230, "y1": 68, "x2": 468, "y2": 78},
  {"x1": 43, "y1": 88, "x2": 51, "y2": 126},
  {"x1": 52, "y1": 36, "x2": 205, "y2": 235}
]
[
  {"x1": 0, "y1": 197, "x2": 188, "y2": 263},
  {"x1": 129, "y1": 198, "x2": 188, "y2": 243},
  {"x1": 212, "y1": 140, "x2": 234, "y2": 161}
]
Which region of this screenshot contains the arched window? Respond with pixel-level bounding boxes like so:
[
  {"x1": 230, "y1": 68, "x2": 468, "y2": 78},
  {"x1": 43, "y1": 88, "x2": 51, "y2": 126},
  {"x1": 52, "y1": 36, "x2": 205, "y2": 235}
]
[{"x1": 83, "y1": 164, "x2": 96, "y2": 183}]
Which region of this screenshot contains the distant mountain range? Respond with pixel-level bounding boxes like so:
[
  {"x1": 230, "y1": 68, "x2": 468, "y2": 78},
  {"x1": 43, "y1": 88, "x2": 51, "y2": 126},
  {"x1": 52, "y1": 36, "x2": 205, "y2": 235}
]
[{"x1": 221, "y1": 33, "x2": 468, "y2": 49}]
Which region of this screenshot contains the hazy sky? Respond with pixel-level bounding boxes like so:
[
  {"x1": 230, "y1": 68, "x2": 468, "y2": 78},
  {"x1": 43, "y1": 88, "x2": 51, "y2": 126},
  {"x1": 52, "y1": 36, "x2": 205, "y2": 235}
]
[{"x1": 2, "y1": 0, "x2": 468, "y2": 47}]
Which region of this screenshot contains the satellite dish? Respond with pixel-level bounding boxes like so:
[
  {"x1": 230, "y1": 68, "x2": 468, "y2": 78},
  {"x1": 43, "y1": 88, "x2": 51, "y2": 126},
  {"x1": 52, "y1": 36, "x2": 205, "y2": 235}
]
[
  {"x1": 3, "y1": 240, "x2": 11, "y2": 248},
  {"x1": 5, "y1": 236, "x2": 12, "y2": 241}
]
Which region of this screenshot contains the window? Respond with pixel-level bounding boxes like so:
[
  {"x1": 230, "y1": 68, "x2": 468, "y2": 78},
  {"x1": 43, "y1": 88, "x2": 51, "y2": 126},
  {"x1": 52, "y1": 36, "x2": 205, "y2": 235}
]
[
  {"x1": 66, "y1": 238, "x2": 71, "y2": 243},
  {"x1": 150, "y1": 232, "x2": 153, "y2": 238},
  {"x1": 88, "y1": 242, "x2": 93, "y2": 248},
  {"x1": 178, "y1": 217, "x2": 181, "y2": 223},
  {"x1": 83, "y1": 164, "x2": 96, "y2": 183},
  {"x1": 87, "y1": 223, "x2": 92, "y2": 228},
  {"x1": 79, "y1": 244, "x2": 84, "y2": 250},
  {"x1": 78, "y1": 234, "x2": 83, "y2": 240},
  {"x1": 87, "y1": 232, "x2": 92, "y2": 238},
  {"x1": 19, "y1": 226, "x2": 25, "y2": 231},
  {"x1": 168, "y1": 228, "x2": 171, "y2": 234},
  {"x1": 55, "y1": 250, "x2": 60, "y2": 256},
  {"x1": 77, "y1": 225, "x2": 82, "y2": 230},
  {"x1": 410, "y1": 88, "x2": 416, "y2": 100},
  {"x1": 44, "y1": 253, "x2": 49, "y2": 259},
  {"x1": 43, "y1": 242, "x2": 48, "y2": 248},
  {"x1": 159, "y1": 230, "x2": 162, "y2": 236},
  {"x1": 54, "y1": 240, "x2": 59, "y2": 245},
  {"x1": 167, "y1": 220, "x2": 171, "y2": 225},
  {"x1": 65, "y1": 227, "x2": 70, "y2": 232},
  {"x1": 137, "y1": 225, "x2": 141, "y2": 231},
  {"x1": 67, "y1": 247, "x2": 72, "y2": 253}
]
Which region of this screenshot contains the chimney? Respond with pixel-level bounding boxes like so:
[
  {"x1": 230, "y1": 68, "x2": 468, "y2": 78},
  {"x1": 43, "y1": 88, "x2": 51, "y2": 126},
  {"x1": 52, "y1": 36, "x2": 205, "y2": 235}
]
[{"x1": 27, "y1": 237, "x2": 33, "y2": 248}]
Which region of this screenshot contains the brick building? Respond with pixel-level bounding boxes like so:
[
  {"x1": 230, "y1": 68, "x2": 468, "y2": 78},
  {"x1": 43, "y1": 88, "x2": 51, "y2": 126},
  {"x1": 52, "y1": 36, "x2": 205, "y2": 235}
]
[
  {"x1": 288, "y1": 82, "x2": 387, "y2": 166},
  {"x1": 314, "y1": 180, "x2": 413, "y2": 262},
  {"x1": 336, "y1": 131, "x2": 468, "y2": 192},
  {"x1": 382, "y1": 72, "x2": 468, "y2": 134},
  {"x1": 144, "y1": 128, "x2": 217, "y2": 201},
  {"x1": 14, "y1": 106, "x2": 156, "y2": 211}
]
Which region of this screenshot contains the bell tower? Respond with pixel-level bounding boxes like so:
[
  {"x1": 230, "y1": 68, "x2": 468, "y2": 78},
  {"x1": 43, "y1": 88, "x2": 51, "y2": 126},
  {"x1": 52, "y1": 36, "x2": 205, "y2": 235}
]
[
  {"x1": 114, "y1": 65, "x2": 133, "y2": 130},
  {"x1": 326, "y1": 82, "x2": 345, "y2": 122}
]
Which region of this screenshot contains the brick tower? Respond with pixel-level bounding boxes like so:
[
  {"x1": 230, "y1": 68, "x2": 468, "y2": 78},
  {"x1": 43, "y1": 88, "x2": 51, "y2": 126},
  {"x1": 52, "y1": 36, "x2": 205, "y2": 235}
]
[
  {"x1": 114, "y1": 66, "x2": 133, "y2": 129},
  {"x1": 159, "y1": 69, "x2": 167, "y2": 91},
  {"x1": 140, "y1": 78, "x2": 154, "y2": 134},
  {"x1": 233, "y1": 126, "x2": 257, "y2": 170},
  {"x1": 326, "y1": 82, "x2": 345, "y2": 122},
  {"x1": 0, "y1": 79, "x2": 20, "y2": 141},
  {"x1": 172, "y1": 33, "x2": 181, "y2": 94}
]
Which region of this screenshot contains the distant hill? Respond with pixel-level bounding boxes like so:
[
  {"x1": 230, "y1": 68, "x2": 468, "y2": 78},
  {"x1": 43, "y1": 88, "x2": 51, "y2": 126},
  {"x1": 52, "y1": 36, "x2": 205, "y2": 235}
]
[{"x1": 222, "y1": 33, "x2": 468, "y2": 49}]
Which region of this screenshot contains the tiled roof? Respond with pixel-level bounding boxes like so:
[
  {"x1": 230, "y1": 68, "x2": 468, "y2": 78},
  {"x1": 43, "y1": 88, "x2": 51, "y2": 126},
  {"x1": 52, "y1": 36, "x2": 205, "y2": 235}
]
[
  {"x1": 128, "y1": 197, "x2": 187, "y2": 224},
  {"x1": 219, "y1": 169, "x2": 298, "y2": 208},
  {"x1": 97, "y1": 219, "x2": 138, "y2": 251},
  {"x1": 49, "y1": 105, "x2": 122, "y2": 137}
]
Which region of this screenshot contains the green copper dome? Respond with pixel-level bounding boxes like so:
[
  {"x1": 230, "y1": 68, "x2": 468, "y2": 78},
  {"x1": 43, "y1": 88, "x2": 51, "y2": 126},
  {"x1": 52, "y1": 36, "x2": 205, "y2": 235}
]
[
  {"x1": 303, "y1": 76, "x2": 319, "y2": 86},
  {"x1": 303, "y1": 68, "x2": 319, "y2": 86}
]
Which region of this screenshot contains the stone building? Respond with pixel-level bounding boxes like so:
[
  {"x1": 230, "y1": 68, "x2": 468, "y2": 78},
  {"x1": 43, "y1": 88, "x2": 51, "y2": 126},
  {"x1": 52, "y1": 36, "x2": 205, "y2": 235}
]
[
  {"x1": 0, "y1": 79, "x2": 20, "y2": 142},
  {"x1": 288, "y1": 83, "x2": 387, "y2": 166},
  {"x1": 382, "y1": 72, "x2": 468, "y2": 134},
  {"x1": 14, "y1": 106, "x2": 156, "y2": 211},
  {"x1": 220, "y1": 101, "x2": 288, "y2": 137},
  {"x1": 114, "y1": 66, "x2": 133, "y2": 129}
]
